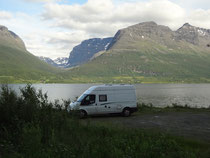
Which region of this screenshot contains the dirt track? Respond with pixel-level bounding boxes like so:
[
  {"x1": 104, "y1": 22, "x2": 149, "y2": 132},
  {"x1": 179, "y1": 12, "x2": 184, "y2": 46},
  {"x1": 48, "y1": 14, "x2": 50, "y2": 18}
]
[{"x1": 88, "y1": 112, "x2": 210, "y2": 142}]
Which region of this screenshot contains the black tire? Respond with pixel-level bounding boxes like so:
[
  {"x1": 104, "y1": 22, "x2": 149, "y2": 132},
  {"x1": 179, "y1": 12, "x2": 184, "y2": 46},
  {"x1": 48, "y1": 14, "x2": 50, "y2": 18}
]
[
  {"x1": 122, "y1": 108, "x2": 131, "y2": 117},
  {"x1": 80, "y1": 110, "x2": 87, "y2": 119}
]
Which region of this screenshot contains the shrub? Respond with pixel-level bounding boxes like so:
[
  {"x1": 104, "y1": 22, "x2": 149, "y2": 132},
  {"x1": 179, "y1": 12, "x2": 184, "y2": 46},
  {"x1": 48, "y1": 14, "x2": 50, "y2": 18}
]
[{"x1": 0, "y1": 85, "x2": 209, "y2": 158}]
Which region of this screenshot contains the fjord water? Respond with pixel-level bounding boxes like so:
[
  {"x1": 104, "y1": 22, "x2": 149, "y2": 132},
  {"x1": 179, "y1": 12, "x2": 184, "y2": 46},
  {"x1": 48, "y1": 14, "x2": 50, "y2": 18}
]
[{"x1": 6, "y1": 84, "x2": 210, "y2": 108}]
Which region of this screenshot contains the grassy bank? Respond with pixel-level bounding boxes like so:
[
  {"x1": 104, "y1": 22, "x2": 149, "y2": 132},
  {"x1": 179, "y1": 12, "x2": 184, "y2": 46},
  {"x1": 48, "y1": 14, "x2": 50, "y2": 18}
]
[
  {"x1": 57, "y1": 75, "x2": 210, "y2": 84},
  {"x1": 0, "y1": 85, "x2": 210, "y2": 158},
  {"x1": 2, "y1": 75, "x2": 210, "y2": 84}
]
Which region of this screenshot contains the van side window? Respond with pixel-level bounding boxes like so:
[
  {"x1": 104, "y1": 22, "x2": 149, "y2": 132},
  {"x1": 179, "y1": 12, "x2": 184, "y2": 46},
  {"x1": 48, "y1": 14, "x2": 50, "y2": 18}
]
[
  {"x1": 99, "y1": 95, "x2": 107, "y2": 102},
  {"x1": 81, "y1": 94, "x2": 95, "y2": 106}
]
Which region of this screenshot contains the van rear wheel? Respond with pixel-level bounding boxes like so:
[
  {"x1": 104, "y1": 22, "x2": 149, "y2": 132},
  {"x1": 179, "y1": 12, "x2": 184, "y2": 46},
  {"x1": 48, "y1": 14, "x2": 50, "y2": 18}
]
[
  {"x1": 80, "y1": 110, "x2": 87, "y2": 119},
  {"x1": 122, "y1": 108, "x2": 131, "y2": 117}
]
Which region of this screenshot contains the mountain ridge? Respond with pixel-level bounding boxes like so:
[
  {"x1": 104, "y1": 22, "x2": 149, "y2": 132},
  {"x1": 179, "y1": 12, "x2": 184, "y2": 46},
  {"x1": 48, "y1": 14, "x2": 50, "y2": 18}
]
[
  {"x1": 38, "y1": 56, "x2": 68, "y2": 68},
  {"x1": 0, "y1": 25, "x2": 61, "y2": 83},
  {"x1": 0, "y1": 25, "x2": 26, "y2": 50},
  {"x1": 64, "y1": 21, "x2": 210, "y2": 83},
  {"x1": 1, "y1": 22, "x2": 210, "y2": 83},
  {"x1": 175, "y1": 22, "x2": 210, "y2": 46},
  {"x1": 67, "y1": 37, "x2": 113, "y2": 67}
]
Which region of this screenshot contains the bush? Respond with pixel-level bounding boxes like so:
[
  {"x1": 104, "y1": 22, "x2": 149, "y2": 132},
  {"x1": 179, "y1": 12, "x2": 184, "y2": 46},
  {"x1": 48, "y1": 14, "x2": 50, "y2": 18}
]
[
  {"x1": 0, "y1": 85, "x2": 209, "y2": 158},
  {"x1": 0, "y1": 84, "x2": 69, "y2": 157}
]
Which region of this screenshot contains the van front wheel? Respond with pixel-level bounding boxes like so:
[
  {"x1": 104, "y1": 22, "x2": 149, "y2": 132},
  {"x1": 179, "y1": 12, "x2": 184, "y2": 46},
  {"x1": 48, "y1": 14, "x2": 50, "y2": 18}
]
[
  {"x1": 122, "y1": 108, "x2": 131, "y2": 117},
  {"x1": 80, "y1": 110, "x2": 87, "y2": 119}
]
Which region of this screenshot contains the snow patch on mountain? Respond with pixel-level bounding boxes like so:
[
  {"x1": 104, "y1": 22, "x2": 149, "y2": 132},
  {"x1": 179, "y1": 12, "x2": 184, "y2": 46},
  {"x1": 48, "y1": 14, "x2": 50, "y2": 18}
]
[{"x1": 38, "y1": 56, "x2": 68, "y2": 68}]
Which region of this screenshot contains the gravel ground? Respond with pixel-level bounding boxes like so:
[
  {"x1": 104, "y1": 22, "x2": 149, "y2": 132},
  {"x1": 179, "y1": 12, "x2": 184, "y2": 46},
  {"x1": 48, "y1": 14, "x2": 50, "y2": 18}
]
[{"x1": 87, "y1": 112, "x2": 210, "y2": 142}]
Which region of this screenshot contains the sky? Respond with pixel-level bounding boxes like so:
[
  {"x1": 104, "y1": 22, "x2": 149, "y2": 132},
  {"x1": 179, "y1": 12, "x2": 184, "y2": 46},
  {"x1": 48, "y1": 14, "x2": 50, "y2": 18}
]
[{"x1": 0, "y1": 0, "x2": 210, "y2": 59}]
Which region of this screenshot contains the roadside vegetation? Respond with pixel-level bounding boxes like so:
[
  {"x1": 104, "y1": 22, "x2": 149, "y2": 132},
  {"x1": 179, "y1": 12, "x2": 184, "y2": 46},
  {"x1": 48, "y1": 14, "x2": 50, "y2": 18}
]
[{"x1": 0, "y1": 85, "x2": 210, "y2": 158}]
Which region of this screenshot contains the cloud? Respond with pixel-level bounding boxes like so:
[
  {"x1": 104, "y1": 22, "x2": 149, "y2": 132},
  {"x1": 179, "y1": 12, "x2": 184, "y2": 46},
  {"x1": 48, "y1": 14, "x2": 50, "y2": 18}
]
[
  {"x1": 23, "y1": 33, "x2": 73, "y2": 59},
  {"x1": 188, "y1": 9, "x2": 210, "y2": 29},
  {"x1": 0, "y1": 11, "x2": 13, "y2": 19},
  {"x1": 22, "y1": 29, "x2": 90, "y2": 59},
  {"x1": 172, "y1": 0, "x2": 210, "y2": 10},
  {"x1": 22, "y1": 0, "x2": 59, "y2": 3},
  {"x1": 47, "y1": 31, "x2": 90, "y2": 45},
  {"x1": 0, "y1": 11, "x2": 76, "y2": 59},
  {"x1": 42, "y1": 0, "x2": 186, "y2": 37},
  {"x1": 1, "y1": 0, "x2": 210, "y2": 59}
]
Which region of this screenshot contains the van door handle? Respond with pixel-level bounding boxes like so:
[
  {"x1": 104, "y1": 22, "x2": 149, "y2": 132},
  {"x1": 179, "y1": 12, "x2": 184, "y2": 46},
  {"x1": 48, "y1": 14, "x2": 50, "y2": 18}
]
[{"x1": 95, "y1": 103, "x2": 97, "y2": 105}]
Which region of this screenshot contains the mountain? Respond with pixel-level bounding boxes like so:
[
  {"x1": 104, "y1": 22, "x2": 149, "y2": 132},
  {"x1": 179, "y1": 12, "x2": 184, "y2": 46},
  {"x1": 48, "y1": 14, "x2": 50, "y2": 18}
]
[
  {"x1": 64, "y1": 22, "x2": 210, "y2": 83},
  {"x1": 38, "y1": 56, "x2": 57, "y2": 67},
  {"x1": 67, "y1": 37, "x2": 113, "y2": 67},
  {"x1": 175, "y1": 23, "x2": 210, "y2": 46},
  {"x1": 0, "y1": 25, "x2": 61, "y2": 83},
  {"x1": 41, "y1": 37, "x2": 113, "y2": 68},
  {"x1": 2, "y1": 22, "x2": 210, "y2": 83},
  {"x1": 38, "y1": 56, "x2": 68, "y2": 68},
  {"x1": 54, "y1": 57, "x2": 68, "y2": 67},
  {"x1": 0, "y1": 25, "x2": 26, "y2": 50}
]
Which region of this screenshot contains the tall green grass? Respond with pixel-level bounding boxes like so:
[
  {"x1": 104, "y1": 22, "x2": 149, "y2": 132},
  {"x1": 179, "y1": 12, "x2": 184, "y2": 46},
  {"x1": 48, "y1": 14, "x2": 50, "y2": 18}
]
[{"x1": 0, "y1": 85, "x2": 210, "y2": 158}]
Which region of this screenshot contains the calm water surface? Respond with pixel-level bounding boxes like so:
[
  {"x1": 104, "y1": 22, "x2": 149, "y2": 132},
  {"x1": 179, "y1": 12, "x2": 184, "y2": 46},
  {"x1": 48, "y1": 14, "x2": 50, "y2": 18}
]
[{"x1": 6, "y1": 84, "x2": 210, "y2": 108}]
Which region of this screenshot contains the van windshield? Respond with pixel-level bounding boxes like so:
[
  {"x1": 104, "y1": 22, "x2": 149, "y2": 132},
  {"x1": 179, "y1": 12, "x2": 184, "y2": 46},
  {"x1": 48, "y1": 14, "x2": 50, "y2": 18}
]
[{"x1": 77, "y1": 94, "x2": 87, "y2": 102}]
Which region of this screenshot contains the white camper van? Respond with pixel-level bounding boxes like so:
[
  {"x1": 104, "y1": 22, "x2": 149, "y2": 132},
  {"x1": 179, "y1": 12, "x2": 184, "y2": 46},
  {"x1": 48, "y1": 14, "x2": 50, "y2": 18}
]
[{"x1": 68, "y1": 84, "x2": 137, "y2": 118}]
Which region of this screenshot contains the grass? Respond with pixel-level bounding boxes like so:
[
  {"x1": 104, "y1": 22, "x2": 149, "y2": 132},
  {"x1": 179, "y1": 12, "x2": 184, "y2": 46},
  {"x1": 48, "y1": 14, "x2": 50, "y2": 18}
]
[{"x1": 0, "y1": 85, "x2": 210, "y2": 157}]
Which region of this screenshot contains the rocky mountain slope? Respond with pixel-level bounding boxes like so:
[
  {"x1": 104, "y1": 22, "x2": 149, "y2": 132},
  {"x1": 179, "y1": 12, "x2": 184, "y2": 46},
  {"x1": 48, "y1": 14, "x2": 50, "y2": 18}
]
[
  {"x1": 67, "y1": 37, "x2": 113, "y2": 67},
  {"x1": 0, "y1": 25, "x2": 26, "y2": 50},
  {"x1": 65, "y1": 22, "x2": 210, "y2": 83},
  {"x1": 175, "y1": 23, "x2": 210, "y2": 46},
  {"x1": 40, "y1": 37, "x2": 113, "y2": 68},
  {"x1": 0, "y1": 25, "x2": 60, "y2": 83},
  {"x1": 107, "y1": 21, "x2": 210, "y2": 50},
  {"x1": 54, "y1": 57, "x2": 68, "y2": 67}
]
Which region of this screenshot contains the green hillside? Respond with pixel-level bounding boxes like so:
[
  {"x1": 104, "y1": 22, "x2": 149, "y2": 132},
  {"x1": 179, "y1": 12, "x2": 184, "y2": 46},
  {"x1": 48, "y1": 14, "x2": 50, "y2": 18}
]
[
  {"x1": 1, "y1": 22, "x2": 210, "y2": 84},
  {"x1": 63, "y1": 47, "x2": 210, "y2": 83},
  {"x1": 0, "y1": 44, "x2": 64, "y2": 83},
  {"x1": 63, "y1": 22, "x2": 210, "y2": 83},
  {"x1": 0, "y1": 26, "x2": 64, "y2": 83}
]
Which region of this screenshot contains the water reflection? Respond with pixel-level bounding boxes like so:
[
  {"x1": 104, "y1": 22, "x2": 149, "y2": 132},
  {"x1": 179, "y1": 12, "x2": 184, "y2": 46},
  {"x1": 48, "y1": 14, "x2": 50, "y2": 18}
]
[{"x1": 4, "y1": 84, "x2": 210, "y2": 108}]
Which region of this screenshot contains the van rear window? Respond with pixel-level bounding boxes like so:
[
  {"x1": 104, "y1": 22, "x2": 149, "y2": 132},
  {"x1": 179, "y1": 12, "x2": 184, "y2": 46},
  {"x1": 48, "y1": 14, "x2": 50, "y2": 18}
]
[{"x1": 99, "y1": 95, "x2": 107, "y2": 102}]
